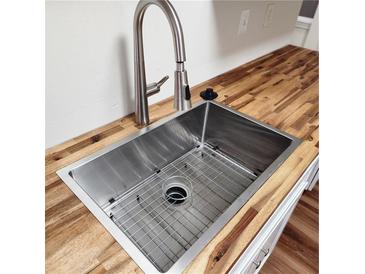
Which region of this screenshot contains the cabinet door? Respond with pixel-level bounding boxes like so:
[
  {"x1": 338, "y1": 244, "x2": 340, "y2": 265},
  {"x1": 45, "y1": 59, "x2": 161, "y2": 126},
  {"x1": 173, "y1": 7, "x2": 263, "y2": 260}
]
[
  {"x1": 307, "y1": 166, "x2": 319, "y2": 190},
  {"x1": 306, "y1": 156, "x2": 319, "y2": 191}
]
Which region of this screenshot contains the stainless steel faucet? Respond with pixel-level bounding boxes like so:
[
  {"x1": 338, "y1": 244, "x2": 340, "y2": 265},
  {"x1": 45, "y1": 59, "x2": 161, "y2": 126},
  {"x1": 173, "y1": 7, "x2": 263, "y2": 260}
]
[{"x1": 134, "y1": 0, "x2": 192, "y2": 125}]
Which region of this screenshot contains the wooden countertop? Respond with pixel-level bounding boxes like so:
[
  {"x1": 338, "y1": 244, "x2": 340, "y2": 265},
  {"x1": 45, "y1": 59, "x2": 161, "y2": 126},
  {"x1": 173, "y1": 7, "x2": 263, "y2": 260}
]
[{"x1": 45, "y1": 45, "x2": 319, "y2": 274}]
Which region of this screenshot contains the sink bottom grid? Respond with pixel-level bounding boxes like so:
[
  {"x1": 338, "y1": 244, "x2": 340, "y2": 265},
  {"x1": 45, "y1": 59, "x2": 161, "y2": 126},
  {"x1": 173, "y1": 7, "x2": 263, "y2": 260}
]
[{"x1": 107, "y1": 145, "x2": 257, "y2": 272}]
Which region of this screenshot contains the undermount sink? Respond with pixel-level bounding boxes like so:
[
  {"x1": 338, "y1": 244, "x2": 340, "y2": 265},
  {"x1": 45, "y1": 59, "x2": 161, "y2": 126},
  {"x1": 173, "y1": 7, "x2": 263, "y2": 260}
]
[{"x1": 57, "y1": 101, "x2": 301, "y2": 274}]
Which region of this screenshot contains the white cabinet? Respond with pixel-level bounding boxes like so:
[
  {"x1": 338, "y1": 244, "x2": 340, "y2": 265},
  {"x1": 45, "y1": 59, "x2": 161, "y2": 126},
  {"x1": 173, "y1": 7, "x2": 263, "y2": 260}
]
[
  {"x1": 306, "y1": 156, "x2": 319, "y2": 190},
  {"x1": 229, "y1": 155, "x2": 319, "y2": 274}
]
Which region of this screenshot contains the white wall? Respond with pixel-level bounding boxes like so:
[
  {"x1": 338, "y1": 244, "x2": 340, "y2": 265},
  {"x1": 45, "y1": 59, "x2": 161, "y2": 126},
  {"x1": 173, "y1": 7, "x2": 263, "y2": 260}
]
[{"x1": 46, "y1": 0, "x2": 301, "y2": 148}]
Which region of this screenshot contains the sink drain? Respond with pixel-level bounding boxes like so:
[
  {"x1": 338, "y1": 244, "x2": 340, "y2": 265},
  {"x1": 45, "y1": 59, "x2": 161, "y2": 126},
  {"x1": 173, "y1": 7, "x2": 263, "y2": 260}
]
[
  {"x1": 165, "y1": 186, "x2": 187, "y2": 204},
  {"x1": 163, "y1": 176, "x2": 192, "y2": 206}
]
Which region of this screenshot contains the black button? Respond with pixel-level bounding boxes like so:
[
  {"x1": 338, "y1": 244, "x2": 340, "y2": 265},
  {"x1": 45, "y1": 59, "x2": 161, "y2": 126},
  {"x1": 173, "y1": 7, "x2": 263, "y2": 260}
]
[{"x1": 200, "y1": 87, "x2": 218, "y2": 100}]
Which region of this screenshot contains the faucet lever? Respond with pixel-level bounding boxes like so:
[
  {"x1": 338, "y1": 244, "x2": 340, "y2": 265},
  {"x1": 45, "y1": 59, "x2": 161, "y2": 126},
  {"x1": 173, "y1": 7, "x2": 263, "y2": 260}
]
[
  {"x1": 157, "y1": 75, "x2": 169, "y2": 87},
  {"x1": 146, "y1": 75, "x2": 169, "y2": 97}
]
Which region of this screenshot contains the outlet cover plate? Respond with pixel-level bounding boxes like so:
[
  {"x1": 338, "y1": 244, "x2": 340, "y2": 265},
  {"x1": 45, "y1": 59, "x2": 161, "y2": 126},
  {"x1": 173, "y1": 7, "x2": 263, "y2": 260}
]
[
  {"x1": 238, "y1": 9, "x2": 250, "y2": 35},
  {"x1": 264, "y1": 3, "x2": 275, "y2": 27}
]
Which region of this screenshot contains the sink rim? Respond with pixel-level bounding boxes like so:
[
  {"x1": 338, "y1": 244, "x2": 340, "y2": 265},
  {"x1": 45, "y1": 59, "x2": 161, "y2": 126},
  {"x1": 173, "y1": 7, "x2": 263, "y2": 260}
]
[{"x1": 57, "y1": 100, "x2": 302, "y2": 274}]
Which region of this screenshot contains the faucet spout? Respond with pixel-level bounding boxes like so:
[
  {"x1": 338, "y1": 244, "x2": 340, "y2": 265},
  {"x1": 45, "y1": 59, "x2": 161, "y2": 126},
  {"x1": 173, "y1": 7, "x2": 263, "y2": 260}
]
[{"x1": 134, "y1": 0, "x2": 192, "y2": 125}]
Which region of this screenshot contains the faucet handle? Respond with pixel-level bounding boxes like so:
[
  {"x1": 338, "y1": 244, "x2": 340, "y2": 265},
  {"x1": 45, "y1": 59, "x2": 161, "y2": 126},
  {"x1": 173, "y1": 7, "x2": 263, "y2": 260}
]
[
  {"x1": 157, "y1": 75, "x2": 169, "y2": 87},
  {"x1": 146, "y1": 75, "x2": 169, "y2": 97}
]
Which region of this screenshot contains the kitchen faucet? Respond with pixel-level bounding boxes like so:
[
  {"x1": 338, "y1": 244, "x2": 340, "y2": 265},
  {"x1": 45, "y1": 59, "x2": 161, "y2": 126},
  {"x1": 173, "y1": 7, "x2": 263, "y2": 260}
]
[{"x1": 134, "y1": 0, "x2": 192, "y2": 125}]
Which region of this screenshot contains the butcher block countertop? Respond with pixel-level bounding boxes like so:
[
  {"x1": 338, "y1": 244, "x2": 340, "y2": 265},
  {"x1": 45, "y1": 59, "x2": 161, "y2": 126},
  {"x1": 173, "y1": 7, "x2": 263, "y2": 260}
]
[{"x1": 45, "y1": 45, "x2": 319, "y2": 273}]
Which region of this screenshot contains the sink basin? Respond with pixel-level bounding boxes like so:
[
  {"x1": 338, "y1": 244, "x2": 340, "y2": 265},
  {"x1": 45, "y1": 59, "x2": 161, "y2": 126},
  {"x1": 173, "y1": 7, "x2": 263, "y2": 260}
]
[{"x1": 57, "y1": 101, "x2": 301, "y2": 274}]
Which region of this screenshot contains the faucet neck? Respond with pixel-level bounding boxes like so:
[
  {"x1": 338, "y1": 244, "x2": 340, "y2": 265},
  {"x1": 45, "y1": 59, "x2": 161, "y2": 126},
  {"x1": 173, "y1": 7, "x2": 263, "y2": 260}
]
[{"x1": 133, "y1": 0, "x2": 186, "y2": 63}]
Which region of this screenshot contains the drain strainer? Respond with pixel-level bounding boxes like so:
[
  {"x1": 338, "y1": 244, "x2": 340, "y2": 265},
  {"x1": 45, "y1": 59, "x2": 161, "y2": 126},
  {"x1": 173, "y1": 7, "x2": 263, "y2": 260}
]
[{"x1": 162, "y1": 176, "x2": 192, "y2": 206}]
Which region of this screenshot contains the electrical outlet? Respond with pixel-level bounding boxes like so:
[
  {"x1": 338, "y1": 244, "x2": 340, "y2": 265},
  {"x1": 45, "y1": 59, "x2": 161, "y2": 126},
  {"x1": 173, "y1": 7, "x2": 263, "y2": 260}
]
[
  {"x1": 238, "y1": 9, "x2": 250, "y2": 35},
  {"x1": 264, "y1": 3, "x2": 275, "y2": 27}
]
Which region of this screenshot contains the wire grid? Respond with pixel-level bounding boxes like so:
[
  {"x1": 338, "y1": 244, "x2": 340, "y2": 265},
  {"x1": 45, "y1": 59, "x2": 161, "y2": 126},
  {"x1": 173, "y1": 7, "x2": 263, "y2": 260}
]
[{"x1": 109, "y1": 145, "x2": 256, "y2": 272}]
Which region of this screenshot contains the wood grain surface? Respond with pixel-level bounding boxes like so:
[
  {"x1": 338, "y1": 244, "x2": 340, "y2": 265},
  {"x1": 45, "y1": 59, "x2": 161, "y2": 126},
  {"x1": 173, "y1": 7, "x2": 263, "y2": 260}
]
[{"x1": 45, "y1": 45, "x2": 319, "y2": 273}]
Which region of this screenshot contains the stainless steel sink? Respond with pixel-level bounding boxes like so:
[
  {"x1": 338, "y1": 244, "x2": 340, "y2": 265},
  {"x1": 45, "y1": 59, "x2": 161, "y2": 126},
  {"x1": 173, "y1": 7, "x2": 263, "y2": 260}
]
[{"x1": 57, "y1": 101, "x2": 301, "y2": 274}]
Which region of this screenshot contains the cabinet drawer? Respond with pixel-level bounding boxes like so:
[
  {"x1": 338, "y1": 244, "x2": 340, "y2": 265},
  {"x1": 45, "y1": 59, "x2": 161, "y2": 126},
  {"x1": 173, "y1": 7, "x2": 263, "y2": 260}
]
[
  {"x1": 253, "y1": 192, "x2": 301, "y2": 273},
  {"x1": 230, "y1": 156, "x2": 316, "y2": 274},
  {"x1": 232, "y1": 188, "x2": 302, "y2": 274}
]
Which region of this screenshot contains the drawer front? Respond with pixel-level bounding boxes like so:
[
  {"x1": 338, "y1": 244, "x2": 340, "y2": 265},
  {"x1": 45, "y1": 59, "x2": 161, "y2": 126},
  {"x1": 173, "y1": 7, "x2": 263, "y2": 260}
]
[
  {"x1": 241, "y1": 254, "x2": 260, "y2": 274},
  {"x1": 230, "y1": 157, "x2": 316, "y2": 274},
  {"x1": 251, "y1": 189, "x2": 302, "y2": 273}
]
